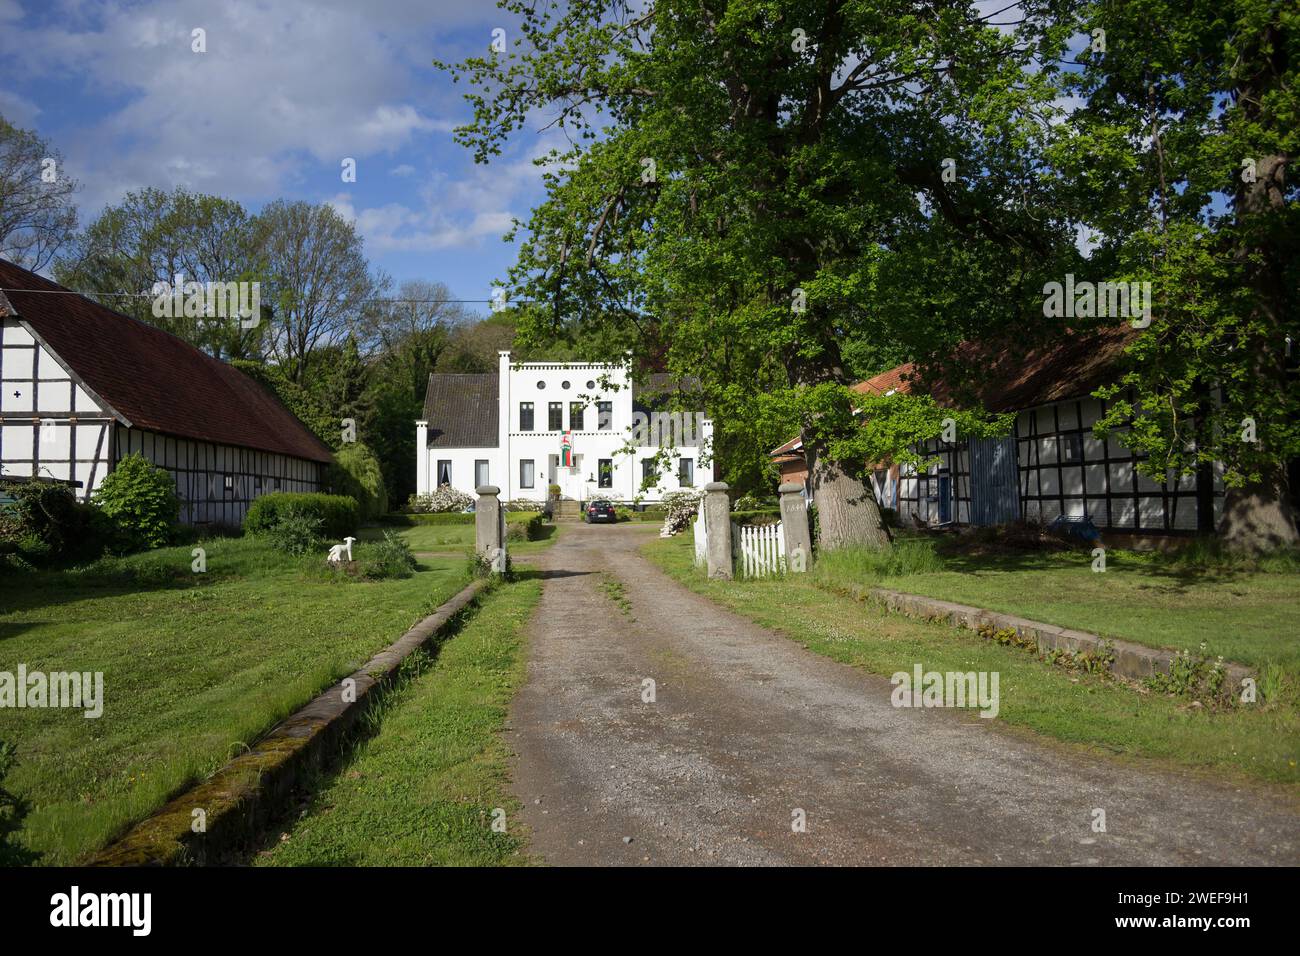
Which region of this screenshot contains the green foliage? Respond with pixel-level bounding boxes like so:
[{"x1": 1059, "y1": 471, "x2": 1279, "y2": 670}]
[
  {"x1": 244, "y1": 492, "x2": 359, "y2": 541},
  {"x1": 328, "y1": 442, "x2": 388, "y2": 522},
  {"x1": 1145, "y1": 644, "x2": 1230, "y2": 702},
  {"x1": 91, "y1": 453, "x2": 180, "y2": 552},
  {"x1": 265, "y1": 510, "x2": 326, "y2": 556},
  {"x1": 232, "y1": 360, "x2": 338, "y2": 449},
  {"x1": 0, "y1": 741, "x2": 37, "y2": 866},
  {"x1": 1056, "y1": 0, "x2": 1299, "y2": 499},
  {"x1": 439, "y1": 1, "x2": 1075, "y2": 502},
  {"x1": 355, "y1": 530, "x2": 417, "y2": 580},
  {"x1": 54, "y1": 186, "x2": 267, "y2": 359},
  {"x1": 0, "y1": 479, "x2": 109, "y2": 566}
]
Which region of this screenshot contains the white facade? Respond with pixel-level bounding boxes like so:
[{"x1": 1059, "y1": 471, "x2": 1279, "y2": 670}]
[{"x1": 417, "y1": 351, "x2": 714, "y2": 503}]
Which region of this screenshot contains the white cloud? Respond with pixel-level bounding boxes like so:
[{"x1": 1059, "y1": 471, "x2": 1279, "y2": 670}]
[{"x1": 0, "y1": 0, "x2": 480, "y2": 210}]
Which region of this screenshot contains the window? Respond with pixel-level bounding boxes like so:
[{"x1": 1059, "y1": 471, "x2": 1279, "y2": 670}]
[
  {"x1": 475, "y1": 459, "x2": 490, "y2": 488},
  {"x1": 536, "y1": 380, "x2": 546, "y2": 390},
  {"x1": 520, "y1": 459, "x2": 535, "y2": 489},
  {"x1": 678, "y1": 457, "x2": 694, "y2": 487},
  {"x1": 519, "y1": 402, "x2": 534, "y2": 431},
  {"x1": 586, "y1": 380, "x2": 595, "y2": 389},
  {"x1": 597, "y1": 401, "x2": 613, "y2": 430},
  {"x1": 598, "y1": 458, "x2": 613, "y2": 488},
  {"x1": 548, "y1": 402, "x2": 563, "y2": 431},
  {"x1": 570, "y1": 402, "x2": 585, "y2": 431},
  {"x1": 1062, "y1": 433, "x2": 1083, "y2": 462},
  {"x1": 561, "y1": 380, "x2": 571, "y2": 389},
  {"x1": 437, "y1": 460, "x2": 452, "y2": 486},
  {"x1": 641, "y1": 457, "x2": 656, "y2": 487}
]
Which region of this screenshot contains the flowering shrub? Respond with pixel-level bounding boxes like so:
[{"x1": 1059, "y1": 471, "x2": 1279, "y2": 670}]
[
  {"x1": 505, "y1": 498, "x2": 544, "y2": 512},
  {"x1": 406, "y1": 485, "x2": 474, "y2": 514},
  {"x1": 659, "y1": 489, "x2": 703, "y2": 536}
]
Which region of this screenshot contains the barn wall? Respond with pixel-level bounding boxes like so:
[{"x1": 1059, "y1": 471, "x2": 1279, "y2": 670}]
[
  {"x1": 0, "y1": 318, "x2": 114, "y2": 498},
  {"x1": 116, "y1": 427, "x2": 324, "y2": 528},
  {"x1": 877, "y1": 394, "x2": 1223, "y2": 533}
]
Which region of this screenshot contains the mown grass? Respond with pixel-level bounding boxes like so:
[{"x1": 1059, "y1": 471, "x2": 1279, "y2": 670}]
[
  {"x1": 256, "y1": 577, "x2": 542, "y2": 866},
  {"x1": 810, "y1": 535, "x2": 1300, "y2": 672},
  {"x1": 0, "y1": 536, "x2": 473, "y2": 865},
  {"x1": 357, "y1": 520, "x2": 558, "y2": 555},
  {"x1": 644, "y1": 535, "x2": 1300, "y2": 786}
]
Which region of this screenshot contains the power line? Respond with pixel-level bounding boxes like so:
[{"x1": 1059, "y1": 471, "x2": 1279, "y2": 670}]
[{"x1": 0, "y1": 287, "x2": 538, "y2": 305}]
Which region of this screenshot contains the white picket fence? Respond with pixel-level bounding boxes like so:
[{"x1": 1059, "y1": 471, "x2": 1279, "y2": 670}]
[
  {"x1": 693, "y1": 504, "x2": 786, "y2": 578},
  {"x1": 733, "y1": 521, "x2": 786, "y2": 578}
]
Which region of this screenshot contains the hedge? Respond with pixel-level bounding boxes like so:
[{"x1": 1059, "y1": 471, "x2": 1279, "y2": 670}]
[
  {"x1": 244, "y1": 492, "x2": 359, "y2": 540},
  {"x1": 376, "y1": 512, "x2": 543, "y2": 529}
]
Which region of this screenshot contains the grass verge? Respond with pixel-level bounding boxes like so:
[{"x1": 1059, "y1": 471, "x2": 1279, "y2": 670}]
[
  {"x1": 810, "y1": 535, "x2": 1300, "y2": 673},
  {"x1": 0, "y1": 536, "x2": 472, "y2": 865},
  {"x1": 644, "y1": 535, "x2": 1300, "y2": 787},
  {"x1": 255, "y1": 577, "x2": 542, "y2": 866}
]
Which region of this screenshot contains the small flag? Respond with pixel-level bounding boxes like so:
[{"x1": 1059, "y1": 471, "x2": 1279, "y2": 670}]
[{"x1": 561, "y1": 430, "x2": 574, "y2": 468}]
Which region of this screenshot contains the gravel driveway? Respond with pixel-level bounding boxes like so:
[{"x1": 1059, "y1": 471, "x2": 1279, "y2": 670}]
[{"x1": 507, "y1": 523, "x2": 1299, "y2": 866}]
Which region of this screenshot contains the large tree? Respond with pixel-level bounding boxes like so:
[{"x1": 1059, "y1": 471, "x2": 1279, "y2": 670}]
[
  {"x1": 441, "y1": 0, "x2": 1076, "y2": 548},
  {"x1": 56, "y1": 187, "x2": 266, "y2": 359},
  {"x1": 1060, "y1": 0, "x2": 1299, "y2": 551},
  {"x1": 255, "y1": 200, "x2": 378, "y2": 382},
  {"x1": 0, "y1": 116, "x2": 78, "y2": 272}
]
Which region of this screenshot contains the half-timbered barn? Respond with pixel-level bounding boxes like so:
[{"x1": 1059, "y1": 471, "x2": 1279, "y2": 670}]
[
  {"x1": 771, "y1": 327, "x2": 1224, "y2": 541},
  {"x1": 0, "y1": 258, "x2": 332, "y2": 528}
]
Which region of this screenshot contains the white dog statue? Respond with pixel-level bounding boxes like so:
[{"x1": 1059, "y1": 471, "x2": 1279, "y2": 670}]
[{"x1": 327, "y1": 536, "x2": 356, "y2": 565}]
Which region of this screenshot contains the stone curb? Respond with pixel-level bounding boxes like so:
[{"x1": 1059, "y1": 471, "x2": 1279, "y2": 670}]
[
  {"x1": 88, "y1": 578, "x2": 489, "y2": 866},
  {"x1": 854, "y1": 584, "x2": 1254, "y2": 686}
]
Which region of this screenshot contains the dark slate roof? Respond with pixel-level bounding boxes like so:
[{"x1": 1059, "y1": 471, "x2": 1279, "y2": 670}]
[
  {"x1": 0, "y1": 258, "x2": 333, "y2": 463},
  {"x1": 422, "y1": 373, "x2": 499, "y2": 447}
]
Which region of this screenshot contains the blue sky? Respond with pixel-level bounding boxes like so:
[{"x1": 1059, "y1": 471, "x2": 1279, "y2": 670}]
[{"x1": 0, "y1": 0, "x2": 559, "y2": 314}]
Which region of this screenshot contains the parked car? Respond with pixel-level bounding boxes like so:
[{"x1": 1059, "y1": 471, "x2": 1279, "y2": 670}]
[{"x1": 584, "y1": 500, "x2": 618, "y2": 523}]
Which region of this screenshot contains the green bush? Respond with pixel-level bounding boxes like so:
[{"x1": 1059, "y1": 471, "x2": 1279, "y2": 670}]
[
  {"x1": 91, "y1": 452, "x2": 180, "y2": 552},
  {"x1": 730, "y1": 509, "x2": 782, "y2": 526},
  {"x1": 0, "y1": 478, "x2": 111, "y2": 565},
  {"x1": 356, "y1": 530, "x2": 417, "y2": 579},
  {"x1": 244, "y1": 492, "x2": 358, "y2": 540},
  {"x1": 266, "y1": 510, "x2": 326, "y2": 556},
  {"x1": 327, "y1": 443, "x2": 388, "y2": 523}
]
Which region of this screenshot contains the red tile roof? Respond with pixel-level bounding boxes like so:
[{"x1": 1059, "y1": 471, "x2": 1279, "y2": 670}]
[
  {"x1": 0, "y1": 258, "x2": 333, "y2": 463},
  {"x1": 771, "y1": 325, "x2": 1137, "y2": 457}
]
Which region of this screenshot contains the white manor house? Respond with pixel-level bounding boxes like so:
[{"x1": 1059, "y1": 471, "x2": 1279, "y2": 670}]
[{"x1": 416, "y1": 351, "x2": 714, "y2": 504}]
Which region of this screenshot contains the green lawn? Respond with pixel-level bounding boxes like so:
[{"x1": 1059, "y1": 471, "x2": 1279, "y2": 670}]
[
  {"x1": 0, "y1": 537, "x2": 473, "y2": 865},
  {"x1": 645, "y1": 535, "x2": 1300, "y2": 786},
  {"x1": 808, "y1": 538, "x2": 1300, "y2": 672},
  {"x1": 359, "y1": 518, "x2": 558, "y2": 556},
  {"x1": 257, "y1": 577, "x2": 542, "y2": 866}
]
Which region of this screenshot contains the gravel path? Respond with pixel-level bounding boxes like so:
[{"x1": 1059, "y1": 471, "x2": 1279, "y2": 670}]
[{"x1": 507, "y1": 523, "x2": 1299, "y2": 866}]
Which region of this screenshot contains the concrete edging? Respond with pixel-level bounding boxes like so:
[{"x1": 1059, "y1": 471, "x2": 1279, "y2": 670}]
[
  {"x1": 89, "y1": 577, "x2": 489, "y2": 866},
  {"x1": 860, "y1": 585, "x2": 1254, "y2": 685}
]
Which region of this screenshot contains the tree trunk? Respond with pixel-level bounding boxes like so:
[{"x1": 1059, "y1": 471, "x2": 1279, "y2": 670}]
[
  {"x1": 1219, "y1": 465, "x2": 1300, "y2": 554},
  {"x1": 806, "y1": 442, "x2": 890, "y2": 551},
  {"x1": 1220, "y1": 16, "x2": 1297, "y2": 553}
]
